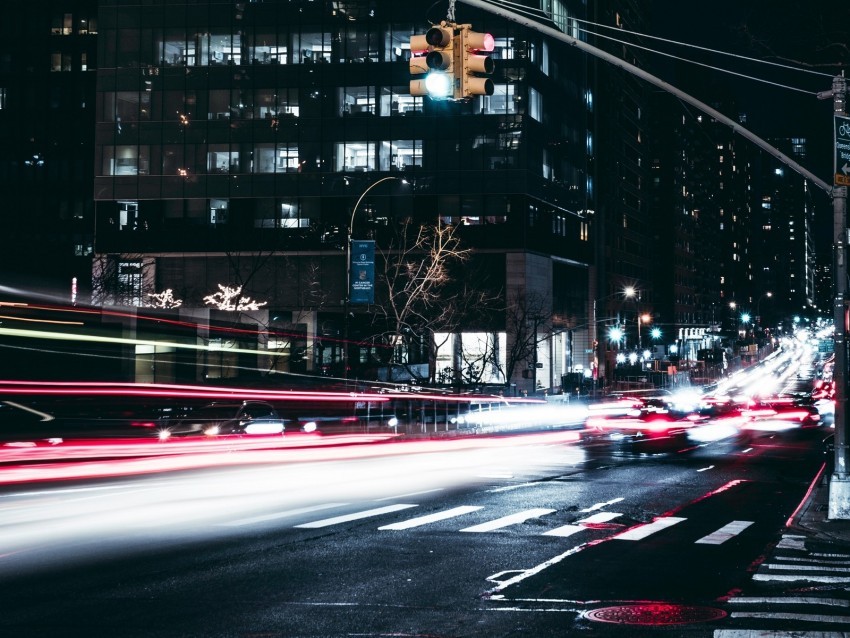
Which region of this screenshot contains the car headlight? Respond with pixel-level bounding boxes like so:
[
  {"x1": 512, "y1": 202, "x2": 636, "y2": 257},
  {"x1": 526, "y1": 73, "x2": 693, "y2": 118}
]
[
  {"x1": 204, "y1": 425, "x2": 220, "y2": 436},
  {"x1": 157, "y1": 429, "x2": 172, "y2": 442},
  {"x1": 302, "y1": 421, "x2": 317, "y2": 433}
]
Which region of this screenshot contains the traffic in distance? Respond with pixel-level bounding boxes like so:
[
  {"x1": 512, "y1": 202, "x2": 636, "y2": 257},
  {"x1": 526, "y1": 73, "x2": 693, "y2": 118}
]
[{"x1": 0, "y1": 325, "x2": 834, "y2": 470}]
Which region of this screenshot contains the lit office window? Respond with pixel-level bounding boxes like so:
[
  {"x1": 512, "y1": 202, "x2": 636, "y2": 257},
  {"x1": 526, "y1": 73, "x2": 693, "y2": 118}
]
[{"x1": 337, "y1": 142, "x2": 376, "y2": 172}]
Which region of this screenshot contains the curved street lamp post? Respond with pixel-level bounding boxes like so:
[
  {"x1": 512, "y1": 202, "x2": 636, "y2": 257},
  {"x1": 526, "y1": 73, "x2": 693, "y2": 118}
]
[{"x1": 343, "y1": 176, "x2": 406, "y2": 380}]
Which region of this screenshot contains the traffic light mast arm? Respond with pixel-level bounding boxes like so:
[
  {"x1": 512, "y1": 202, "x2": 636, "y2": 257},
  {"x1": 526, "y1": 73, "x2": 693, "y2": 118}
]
[{"x1": 457, "y1": 0, "x2": 832, "y2": 194}]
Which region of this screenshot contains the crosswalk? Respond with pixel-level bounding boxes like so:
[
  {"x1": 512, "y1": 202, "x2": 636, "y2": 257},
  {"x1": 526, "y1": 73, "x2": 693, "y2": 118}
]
[
  {"x1": 720, "y1": 532, "x2": 850, "y2": 631},
  {"x1": 220, "y1": 500, "x2": 758, "y2": 547},
  {"x1": 218, "y1": 500, "x2": 850, "y2": 630}
]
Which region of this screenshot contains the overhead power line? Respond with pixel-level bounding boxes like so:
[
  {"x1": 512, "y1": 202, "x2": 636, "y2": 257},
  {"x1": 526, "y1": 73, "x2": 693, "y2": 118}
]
[{"x1": 480, "y1": 0, "x2": 827, "y2": 96}]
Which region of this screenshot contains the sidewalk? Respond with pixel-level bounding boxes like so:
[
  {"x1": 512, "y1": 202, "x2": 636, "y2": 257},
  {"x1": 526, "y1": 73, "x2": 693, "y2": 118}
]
[{"x1": 789, "y1": 467, "x2": 850, "y2": 547}]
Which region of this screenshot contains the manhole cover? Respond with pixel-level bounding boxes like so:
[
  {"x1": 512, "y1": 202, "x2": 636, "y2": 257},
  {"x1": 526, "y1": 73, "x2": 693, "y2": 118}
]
[{"x1": 583, "y1": 603, "x2": 727, "y2": 625}]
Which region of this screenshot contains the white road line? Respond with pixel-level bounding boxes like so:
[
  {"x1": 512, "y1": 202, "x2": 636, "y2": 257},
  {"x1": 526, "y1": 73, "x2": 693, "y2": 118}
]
[
  {"x1": 375, "y1": 488, "x2": 443, "y2": 501},
  {"x1": 767, "y1": 563, "x2": 850, "y2": 573},
  {"x1": 729, "y1": 611, "x2": 850, "y2": 624},
  {"x1": 293, "y1": 503, "x2": 418, "y2": 529},
  {"x1": 543, "y1": 512, "x2": 622, "y2": 537},
  {"x1": 727, "y1": 596, "x2": 850, "y2": 607},
  {"x1": 697, "y1": 465, "x2": 714, "y2": 472},
  {"x1": 776, "y1": 534, "x2": 807, "y2": 550},
  {"x1": 459, "y1": 508, "x2": 556, "y2": 533},
  {"x1": 220, "y1": 503, "x2": 349, "y2": 527},
  {"x1": 378, "y1": 506, "x2": 484, "y2": 530},
  {"x1": 486, "y1": 482, "x2": 535, "y2": 493},
  {"x1": 754, "y1": 573, "x2": 850, "y2": 583},
  {"x1": 773, "y1": 556, "x2": 850, "y2": 565},
  {"x1": 613, "y1": 516, "x2": 685, "y2": 541},
  {"x1": 578, "y1": 497, "x2": 624, "y2": 513},
  {"x1": 694, "y1": 520, "x2": 753, "y2": 545}
]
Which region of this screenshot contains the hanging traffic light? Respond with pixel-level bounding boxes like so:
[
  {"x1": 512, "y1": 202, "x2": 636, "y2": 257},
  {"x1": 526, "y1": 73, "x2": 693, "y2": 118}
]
[
  {"x1": 408, "y1": 22, "x2": 455, "y2": 100},
  {"x1": 456, "y1": 25, "x2": 495, "y2": 99}
]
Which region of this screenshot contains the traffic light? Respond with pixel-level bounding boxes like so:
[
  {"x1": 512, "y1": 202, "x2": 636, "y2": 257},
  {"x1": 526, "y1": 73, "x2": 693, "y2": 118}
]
[
  {"x1": 408, "y1": 22, "x2": 455, "y2": 100},
  {"x1": 456, "y1": 25, "x2": 495, "y2": 99}
]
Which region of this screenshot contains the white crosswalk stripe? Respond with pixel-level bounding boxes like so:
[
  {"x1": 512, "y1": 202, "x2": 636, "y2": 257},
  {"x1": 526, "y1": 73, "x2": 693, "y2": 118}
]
[
  {"x1": 294, "y1": 503, "x2": 418, "y2": 529},
  {"x1": 613, "y1": 516, "x2": 685, "y2": 540},
  {"x1": 694, "y1": 520, "x2": 753, "y2": 544},
  {"x1": 543, "y1": 511, "x2": 622, "y2": 537},
  {"x1": 221, "y1": 503, "x2": 349, "y2": 527},
  {"x1": 378, "y1": 506, "x2": 484, "y2": 530},
  {"x1": 459, "y1": 508, "x2": 556, "y2": 533}
]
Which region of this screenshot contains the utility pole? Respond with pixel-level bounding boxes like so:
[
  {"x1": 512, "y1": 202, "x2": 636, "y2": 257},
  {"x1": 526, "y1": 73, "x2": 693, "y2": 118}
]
[
  {"x1": 460, "y1": 0, "x2": 847, "y2": 515},
  {"x1": 825, "y1": 74, "x2": 850, "y2": 518}
]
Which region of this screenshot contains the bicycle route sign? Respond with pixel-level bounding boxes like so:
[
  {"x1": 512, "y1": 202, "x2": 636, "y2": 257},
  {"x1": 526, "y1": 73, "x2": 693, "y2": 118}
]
[{"x1": 837, "y1": 114, "x2": 850, "y2": 187}]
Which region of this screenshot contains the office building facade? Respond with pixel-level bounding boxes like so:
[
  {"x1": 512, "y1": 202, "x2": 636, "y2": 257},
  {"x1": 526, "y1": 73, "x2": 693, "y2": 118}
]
[{"x1": 92, "y1": 0, "x2": 595, "y2": 390}]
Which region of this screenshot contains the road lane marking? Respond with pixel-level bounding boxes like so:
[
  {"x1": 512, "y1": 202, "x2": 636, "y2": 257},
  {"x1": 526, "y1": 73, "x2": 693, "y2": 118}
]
[
  {"x1": 378, "y1": 506, "x2": 484, "y2": 530},
  {"x1": 613, "y1": 516, "x2": 685, "y2": 541},
  {"x1": 578, "y1": 497, "x2": 624, "y2": 513},
  {"x1": 375, "y1": 488, "x2": 443, "y2": 501},
  {"x1": 728, "y1": 611, "x2": 850, "y2": 624},
  {"x1": 727, "y1": 596, "x2": 850, "y2": 607},
  {"x1": 459, "y1": 508, "x2": 556, "y2": 533},
  {"x1": 766, "y1": 563, "x2": 850, "y2": 573},
  {"x1": 694, "y1": 520, "x2": 753, "y2": 544},
  {"x1": 221, "y1": 503, "x2": 349, "y2": 527},
  {"x1": 294, "y1": 503, "x2": 417, "y2": 529},
  {"x1": 775, "y1": 556, "x2": 850, "y2": 565},
  {"x1": 753, "y1": 573, "x2": 850, "y2": 583},
  {"x1": 697, "y1": 465, "x2": 714, "y2": 472},
  {"x1": 543, "y1": 512, "x2": 623, "y2": 537}
]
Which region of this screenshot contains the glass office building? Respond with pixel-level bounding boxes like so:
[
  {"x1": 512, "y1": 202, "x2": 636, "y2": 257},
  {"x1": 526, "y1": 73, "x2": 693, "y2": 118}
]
[{"x1": 92, "y1": 0, "x2": 594, "y2": 389}]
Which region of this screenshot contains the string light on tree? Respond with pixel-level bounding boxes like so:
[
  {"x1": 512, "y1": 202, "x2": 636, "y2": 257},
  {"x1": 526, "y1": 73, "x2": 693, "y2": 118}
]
[
  {"x1": 203, "y1": 284, "x2": 267, "y2": 311},
  {"x1": 146, "y1": 289, "x2": 183, "y2": 309}
]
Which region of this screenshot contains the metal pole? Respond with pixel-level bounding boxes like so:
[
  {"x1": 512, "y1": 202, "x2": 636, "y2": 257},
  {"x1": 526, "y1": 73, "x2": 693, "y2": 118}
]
[
  {"x1": 459, "y1": 0, "x2": 831, "y2": 194},
  {"x1": 828, "y1": 74, "x2": 850, "y2": 518},
  {"x1": 343, "y1": 176, "x2": 401, "y2": 380}
]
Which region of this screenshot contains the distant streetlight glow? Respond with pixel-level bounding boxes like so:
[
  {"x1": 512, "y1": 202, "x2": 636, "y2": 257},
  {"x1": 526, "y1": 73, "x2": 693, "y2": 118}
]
[
  {"x1": 607, "y1": 326, "x2": 623, "y2": 342},
  {"x1": 650, "y1": 327, "x2": 661, "y2": 340}
]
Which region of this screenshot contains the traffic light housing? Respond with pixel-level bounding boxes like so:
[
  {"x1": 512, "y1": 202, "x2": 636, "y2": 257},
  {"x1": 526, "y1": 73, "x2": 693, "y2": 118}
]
[
  {"x1": 408, "y1": 22, "x2": 495, "y2": 101},
  {"x1": 408, "y1": 22, "x2": 455, "y2": 100},
  {"x1": 456, "y1": 25, "x2": 495, "y2": 99}
]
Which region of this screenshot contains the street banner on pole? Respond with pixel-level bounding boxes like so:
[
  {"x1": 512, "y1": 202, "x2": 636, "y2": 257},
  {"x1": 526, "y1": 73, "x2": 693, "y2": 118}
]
[
  {"x1": 836, "y1": 114, "x2": 850, "y2": 186},
  {"x1": 350, "y1": 240, "x2": 375, "y2": 304}
]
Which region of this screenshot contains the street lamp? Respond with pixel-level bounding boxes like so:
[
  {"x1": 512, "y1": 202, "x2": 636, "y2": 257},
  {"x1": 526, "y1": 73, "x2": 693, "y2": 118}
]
[
  {"x1": 592, "y1": 286, "x2": 636, "y2": 383},
  {"x1": 637, "y1": 313, "x2": 651, "y2": 350},
  {"x1": 756, "y1": 291, "x2": 773, "y2": 324},
  {"x1": 343, "y1": 176, "x2": 407, "y2": 379}
]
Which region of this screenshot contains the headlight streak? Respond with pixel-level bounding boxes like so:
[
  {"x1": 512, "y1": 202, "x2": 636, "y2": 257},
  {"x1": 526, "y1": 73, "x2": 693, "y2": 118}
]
[
  {"x1": 0, "y1": 434, "x2": 588, "y2": 561},
  {"x1": 0, "y1": 430, "x2": 584, "y2": 485}
]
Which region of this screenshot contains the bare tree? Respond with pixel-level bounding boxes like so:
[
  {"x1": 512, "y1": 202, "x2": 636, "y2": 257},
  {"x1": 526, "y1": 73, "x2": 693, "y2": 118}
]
[
  {"x1": 501, "y1": 291, "x2": 554, "y2": 392},
  {"x1": 370, "y1": 219, "x2": 497, "y2": 383},
  {"x1": 91, "y1": 253, "x2": 155, "y2": 307}
]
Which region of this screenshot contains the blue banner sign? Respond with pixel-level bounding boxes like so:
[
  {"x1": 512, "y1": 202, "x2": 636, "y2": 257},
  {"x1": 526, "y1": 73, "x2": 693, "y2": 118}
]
[{"x1": 350, "y1": 240, "x2": 375, "y2": 304}]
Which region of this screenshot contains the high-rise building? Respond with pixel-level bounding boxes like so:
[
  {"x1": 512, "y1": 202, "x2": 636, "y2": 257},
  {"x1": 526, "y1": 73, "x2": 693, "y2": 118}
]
[
  {"x1": 0, "y1": 1, "x2": 98, "y2": 298},
  {"x1": 90, "y1": 0, "x2": 596, "y2": 390},
  {"x1": 756, "y1": 137, "x2": 820, "y2": 323}
]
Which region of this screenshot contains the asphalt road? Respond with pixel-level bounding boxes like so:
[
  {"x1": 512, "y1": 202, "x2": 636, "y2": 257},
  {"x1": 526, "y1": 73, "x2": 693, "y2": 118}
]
[{"x1": 0, "y1": 427, "x2": 831, "y2": 637}]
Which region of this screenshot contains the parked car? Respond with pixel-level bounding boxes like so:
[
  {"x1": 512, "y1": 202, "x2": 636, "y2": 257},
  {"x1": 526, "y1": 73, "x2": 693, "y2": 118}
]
[{"x1": 157, "y1": 401, "x2": 286, "y2": 441}]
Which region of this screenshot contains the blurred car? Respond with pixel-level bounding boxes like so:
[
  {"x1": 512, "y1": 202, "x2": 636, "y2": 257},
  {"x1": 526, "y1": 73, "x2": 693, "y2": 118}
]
[
  {"x1": 584, "y1": 398, "x2": 695, "y2": 453},
  {"x1": 742, "y1": 397, "x2": 822, "y2": 432},
  {"x1": 157, "y1": 401, "x2": 286, "y2": 441}
]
